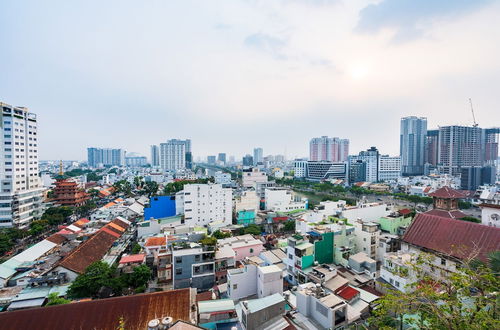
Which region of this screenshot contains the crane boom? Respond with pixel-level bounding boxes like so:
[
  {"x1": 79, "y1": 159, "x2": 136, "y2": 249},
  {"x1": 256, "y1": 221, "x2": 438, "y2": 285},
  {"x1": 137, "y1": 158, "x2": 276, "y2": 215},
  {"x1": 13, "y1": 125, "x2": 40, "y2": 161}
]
[{"x1": 469, "y1": 98, "x2": 478, "y2": 127}]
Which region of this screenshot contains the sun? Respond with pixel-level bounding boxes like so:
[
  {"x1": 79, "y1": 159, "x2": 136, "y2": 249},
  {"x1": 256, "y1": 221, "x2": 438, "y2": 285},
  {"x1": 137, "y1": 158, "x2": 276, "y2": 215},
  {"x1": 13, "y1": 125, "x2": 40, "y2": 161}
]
[{"x1": 348, "y1": 63, "x2": 370, "y2": 81}]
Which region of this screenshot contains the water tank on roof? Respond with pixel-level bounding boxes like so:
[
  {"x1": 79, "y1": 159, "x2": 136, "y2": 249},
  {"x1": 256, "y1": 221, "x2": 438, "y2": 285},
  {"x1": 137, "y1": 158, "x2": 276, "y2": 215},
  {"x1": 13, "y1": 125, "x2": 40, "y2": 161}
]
[
  {"x1": 148, "y1": 319, "x2": 160, "y2": 329},
  {"x1": 160, "y1": 316, "x2": 173, "y2": 329}
]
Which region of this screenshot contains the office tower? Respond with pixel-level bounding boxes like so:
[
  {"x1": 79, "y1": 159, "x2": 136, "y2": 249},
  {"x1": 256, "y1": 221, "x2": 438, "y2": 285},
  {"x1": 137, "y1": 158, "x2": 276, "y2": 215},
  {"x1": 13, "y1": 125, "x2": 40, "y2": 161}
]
[
  {"x1": 175, "y1": 183, "x2": 233, "y2": 226},
  {"x1": 217, "y1": 153, "x2": 226, "y2": 164},
  {"x1": 207, "y1": 156, "x2": 216, "y2": 164},
  {"x1": 309, "y1": 136, "x2": 349, "y2": 162},
  {"x1": 349, "y1": 160, "x2": 366, "y2": 183},
  {"x1": 460, "y1": 166, "x2": 496, "y2": 191},
  {"x1": 87, "y1": 148, "x2": 126, "y2": 167},
  {"x1": 378, "y1": 155, "x2": 401, "y2": 181},
  {"x1": 242, "y1": 154, "x2": 253, "y2": 166},
  {"x1": 425, "y1": 129, "x2": 439, "y2": 166},
  {"x1": 293, "y1": 160, "x2": 308, "y2": 178},
  {"x1": 159, "y1": 139, "x2": 191, "y2": 171},
  {"x1": 253, "y1": 147, "x2": 263, "y2": 165},
  {"x1": 150, "y1": 145, "x2": 160, "y2": 167},
  {"x1": 484, "y1": 128, "x2": 499, "y2": 166},
  {"x1": 349, "y1": 147, "x2": 380, "y2": 182},
  {"x1": 306, "y1": 161, "x2": 348, "y2": 181},
  {"x1": 438, "y1": 126, "x2": 482, "y2": 176},
  {"x1": 0, "y1": 102, "x2": 44, "y2": 228},
  {"x1": 400, "y1": 116, "x2": 427, "y2": 176}
]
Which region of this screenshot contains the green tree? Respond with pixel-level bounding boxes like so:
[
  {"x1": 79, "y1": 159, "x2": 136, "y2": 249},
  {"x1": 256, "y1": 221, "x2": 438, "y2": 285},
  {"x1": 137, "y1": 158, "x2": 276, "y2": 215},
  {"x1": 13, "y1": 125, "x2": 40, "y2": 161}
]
[
  {"x1": 283, "y1": 220, "x2": 295, "y2": 232},
  {"x1": 131, "y1": 243, "x2": 142, "y2": 254},
  {"x1": 213, "y1": 230, "x2": 231, "y2": 239},
  {"x1": 369, "y1": 254, "x2": 500, "y2": 329},
  {"x1": 45, "y1": 292, "x2": 71, "y2": 306},
  {"x1": 200, "y1": 235, "x2": 217, "y2": 246},
  {"x1": 460, "y1": 216, "x2": 481, "y2": 223},
  {"x1": 243, "y1": 224, "x2": 261, "y2": 236},
  {"x1": 67, "y1": 261, "x2": 114, "y2": 298},
  {"x1": 144, "y1": 181, "x2": 159, "y2": 197},
  {"x1": 128, "y1": 265, "x2": 151, "y2": 288},
  {"x1": 29, "y1": 220, "x2": 48, "y2": 236},
  {"x1": 133, "y1": 176, "x2": 143, "y2": 189}
]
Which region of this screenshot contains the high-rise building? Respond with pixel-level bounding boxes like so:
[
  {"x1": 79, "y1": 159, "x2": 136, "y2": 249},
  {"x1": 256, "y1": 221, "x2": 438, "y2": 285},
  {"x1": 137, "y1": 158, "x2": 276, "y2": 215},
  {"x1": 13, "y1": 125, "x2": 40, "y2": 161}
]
[
  {"x1": 217, "y1": 153, "x2": 226, "y2": 164},
  {"x1": 460, "y1": 166, "x2": 496, "y2": 191},
  {"x1": 0, "y1": 102, "x2": 44, "y2": 228},
  {"x1": 349, "y1": 160, "x2": 366, "y2": 183},
  {"x1": 349, "y1": 147, "x2": 380, "y2": 182},
  {"x1": 207, "y1": 156, "x2": 216, "y2": 164},
  {"x1": 400, "y1": 116, "x2": 427, "y2": 176},
  {"x1": 125, "y1": 156, "x2": 148, "y2": 167},
  {"x1": 253, "y1": 148, "x2": 263, "y2": 165},
  {"x1": 425, "y1": 129, "x2": 439, "y2": 166},
  {"x1": 150, "y1": 145, "x2": 160, "y2": 167},
  {"x1": 87, "y1": 148, "x2": 126, "y2": 167},
  {"x1": 484, "y1": 128, "x2": 499, "y2": 166},
  {"x1": 242, "y1": 154, "x2": 253, "y2": 167},
  {"x1": 159, "y1": 139, "x2": 191, "y2": 171},
  {"x1": 378, "y1": 155, "x2": 401, "y2": 181},
  {"x1": 438, "y1": 126, "x2": 482, "y2": 176},
  {"x1": 309, "y1": 136, "x2": 349, "y2": 162}
]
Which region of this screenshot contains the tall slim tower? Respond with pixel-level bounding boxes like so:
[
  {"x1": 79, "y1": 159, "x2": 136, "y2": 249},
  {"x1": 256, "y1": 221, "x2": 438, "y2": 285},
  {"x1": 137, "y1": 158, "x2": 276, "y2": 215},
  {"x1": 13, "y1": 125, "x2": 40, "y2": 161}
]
[
  {"x1": 309, "y1": 136, "x2": 349, "y2": 162},
  {"x1": 253, "y1": 147, "x2": 263, "y2": 165},
  {"x1": 400, "y1": 116, "x2": 427, "y2": 176},
  {"x1": 159, "y1": 139, "x2": 191, "y2": 171},
  {"x1": 0, "y1": 102, "x2": 44, "y2": 228},
  {"x1": 150, "y1": 145, "x2": 160, "y2": 167}
]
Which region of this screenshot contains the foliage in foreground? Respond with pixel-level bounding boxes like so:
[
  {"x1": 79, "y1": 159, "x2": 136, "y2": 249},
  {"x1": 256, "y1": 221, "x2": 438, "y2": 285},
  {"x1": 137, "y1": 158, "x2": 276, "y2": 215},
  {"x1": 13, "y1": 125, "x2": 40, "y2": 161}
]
[{"x1": 369, "y1": 252, "x2": 500, "y2": 330}]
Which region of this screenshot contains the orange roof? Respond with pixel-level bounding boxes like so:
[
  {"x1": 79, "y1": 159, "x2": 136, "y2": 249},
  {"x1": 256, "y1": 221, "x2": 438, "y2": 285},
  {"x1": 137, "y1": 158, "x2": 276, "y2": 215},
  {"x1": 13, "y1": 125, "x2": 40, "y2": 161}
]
[
  {"x1": 74, "y1": 218, "x2": 90, "y2": 228},
  {"x1": 119, "y1": 254, "x2": 145, "y2": 264},
  {"x1": 103, "y1": 202, "x2": 116, "y2": 209},
  {"x1": 107, "y1": 222, "x2": 125, "y2": 233},
  {"x1": 114, "y1": 198, "x2": 124, "y2": 202},
  {"x1": 101, "y1": 226, "x2": 121, "y2": 238},
  {"x1": 145, "y1": 236, "x2": 166, "y2": 247}
]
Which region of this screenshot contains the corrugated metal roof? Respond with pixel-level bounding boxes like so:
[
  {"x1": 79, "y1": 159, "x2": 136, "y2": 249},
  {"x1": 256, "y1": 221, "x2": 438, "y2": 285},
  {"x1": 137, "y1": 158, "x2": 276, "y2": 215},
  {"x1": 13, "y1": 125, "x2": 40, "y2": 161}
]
[
  {"x1": 244, "y1": 293, "x2": 284, "y2": 313},
  {"x1": 198, "y1": 299, "x2": 235, "y2": 313},
  {"x1": 0, "y1": 289, "x2": 193, "y2": 330},
  {"x1": 0, "y1": 240, "x2": 57, "y2": 280},
  {"x1": 403, "y1": 213, "x2": 500, "y2": 262}
]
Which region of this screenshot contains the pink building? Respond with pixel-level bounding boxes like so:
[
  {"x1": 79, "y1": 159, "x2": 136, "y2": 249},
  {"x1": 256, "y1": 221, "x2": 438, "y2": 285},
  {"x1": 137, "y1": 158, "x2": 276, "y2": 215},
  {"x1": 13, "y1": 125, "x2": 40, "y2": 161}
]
[
  {"x1": 218, "y1": 235, "x2": 264, "y2": 262},
  {"x1": 310, "y1": 136, "x2": 349, "y2": 162}
]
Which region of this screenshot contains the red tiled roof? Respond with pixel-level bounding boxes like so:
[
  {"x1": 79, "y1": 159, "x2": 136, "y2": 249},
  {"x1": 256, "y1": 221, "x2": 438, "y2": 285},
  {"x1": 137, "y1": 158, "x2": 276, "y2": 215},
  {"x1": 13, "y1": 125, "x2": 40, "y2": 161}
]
[
  {"x1": 398, "y1": 208, "x2": 412, "y2": 215},
  {"x1": 74, "y1": 218, "x2": 90, "y2": 228},
  {"x1": 336, "y1": 286, "x2": 359, "y2": 301},
  {"x1": 46, "y1": 233, "x2": 67, "y2": 245},
  {"x1": 146, "y1": 236, "x2": 166, "y2": 247},
  {"x1": 425, "y1": 209, "x2": 467, "y2": 219},
  {"x1": 0, "y1": 289, "x2": 193, "y2": 330},
  {"x1": 119, "y1": 254, "x2": 145, "y2": 264},
  {"x1": 101, "y1": 226, "x2": 121, "y2": 238},
  {"x1": 428, "y1": 186, "x2": 466, "y2": 199},
  {"x1": 403, "y1": 213, "x2": 500, "y2": 262}
]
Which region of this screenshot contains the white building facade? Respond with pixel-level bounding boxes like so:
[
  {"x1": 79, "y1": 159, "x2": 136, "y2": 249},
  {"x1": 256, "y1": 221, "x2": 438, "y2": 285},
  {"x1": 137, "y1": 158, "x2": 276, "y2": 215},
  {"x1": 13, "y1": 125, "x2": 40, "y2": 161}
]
[
  {"x1": 176, "y1": 184, "x2": 233, "y2": 226},
  {"x1": 0, "y1": 103, "x2": 44, "y2": 228},
  {"x1": 378, "y1": 155, "x2": 401, "y2": 181}
]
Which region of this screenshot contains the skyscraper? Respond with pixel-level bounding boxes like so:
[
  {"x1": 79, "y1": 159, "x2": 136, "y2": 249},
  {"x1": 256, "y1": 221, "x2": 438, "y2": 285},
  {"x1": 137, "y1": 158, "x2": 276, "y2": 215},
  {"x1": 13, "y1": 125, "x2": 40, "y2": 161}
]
[
  {"x1": 0, "y1": 102, "x2": 44, "y2": 228},
  {"x1": 425, "y1": 129, "x2": 439, "y2": 166},
  {"x1": 349, "y1": 147, "x2": 380, "y2": 182},
  {"x1": 400, "y1": 116, "x2": 427, "y2": 176},
  {"x1": 242, "y1": 154, "x2": 253, "y2": 166},
  {"x1": 484, "y1": 128, "x2": 499, "y2": 166},
  {"x1": 217, "y1": 153, "x2": 226, "y2": 164},
  {"x1": 309, "y1": 136, "x2": 349, "y2": 162},
  {"x1": 438, "y1": 126, "x2": 482, "y2": 175},
  {"x1": 253, "y1": 147, "x2": 263, "y2": 165},
  {"x1": 87, "y1": 148, "x2": 126, "y2": 167},
  {"x1": 159, "y1": 139, "x2": 191, "y2": 171},
  {"x1": 150, "y1": 145, "x2": 160, "y2": 167}
]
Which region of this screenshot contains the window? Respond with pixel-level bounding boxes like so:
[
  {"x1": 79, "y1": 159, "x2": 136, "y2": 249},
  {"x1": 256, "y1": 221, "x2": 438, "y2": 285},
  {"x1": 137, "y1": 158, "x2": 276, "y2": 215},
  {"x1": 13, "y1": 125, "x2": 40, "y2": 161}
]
[
  {"x1": 250, "y1": 248, "x2": 254, "y2": 253},
  {"x1": 176, "y1": 268, "x2": 182, "y2": 275},
  {"x1": 395, "y1": 281, "x2": 400, "y2": 287},
  {"x1": 176, "y1": 257, "x2": 182, "y2": 264},
  {"x1": 195, "y1": 255, "x2": 200, "y2": 261},
  {"x1": 440, "y1": 258, "x2": 446, "y2": 266},
  {"x1": 233, "y1": 284, "x2": 237, "y2": 290}
]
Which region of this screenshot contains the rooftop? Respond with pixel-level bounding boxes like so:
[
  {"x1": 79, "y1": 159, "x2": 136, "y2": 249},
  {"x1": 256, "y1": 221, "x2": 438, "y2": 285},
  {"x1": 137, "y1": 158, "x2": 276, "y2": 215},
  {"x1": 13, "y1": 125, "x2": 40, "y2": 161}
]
[
  {"x1": 428, "y1": 186, "x2": 467, "y2": 199},
  {"x1": 243, "y1": 293, "x2": 285, "y2": 313},
  {"x1": 0, "y1": 289, "x2": 194, "y2": 330},
  {"x1": 198, "y1": 299, "x2": 235, "y2": 314}
]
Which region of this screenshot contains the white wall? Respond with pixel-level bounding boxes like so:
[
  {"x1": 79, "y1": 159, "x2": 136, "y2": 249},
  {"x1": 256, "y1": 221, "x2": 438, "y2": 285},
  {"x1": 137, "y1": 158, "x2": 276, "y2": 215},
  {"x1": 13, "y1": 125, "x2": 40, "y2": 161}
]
[
  {"x1": 257, "y1": 265, "x2": 283, "y2": 298},
  {"x1": 227, "y1": 264, "x2": 257, "y2": 300},
  {"x1": 341, "y1": 203, "x2": 389, "y2": 223}
]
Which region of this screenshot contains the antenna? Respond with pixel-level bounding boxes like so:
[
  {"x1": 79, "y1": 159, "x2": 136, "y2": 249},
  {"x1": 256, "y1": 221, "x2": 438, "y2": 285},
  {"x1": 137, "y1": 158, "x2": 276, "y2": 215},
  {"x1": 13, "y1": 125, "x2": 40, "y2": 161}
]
[{"x1": 469, "y1": 98, "x2": 478, "y2": 127}]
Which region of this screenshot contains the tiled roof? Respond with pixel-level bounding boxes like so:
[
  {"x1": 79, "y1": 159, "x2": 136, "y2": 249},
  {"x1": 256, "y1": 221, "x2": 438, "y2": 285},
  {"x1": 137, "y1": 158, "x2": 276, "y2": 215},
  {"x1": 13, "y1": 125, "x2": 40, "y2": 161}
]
[
  {"x1": 0, "y1": 289, "x2": 193, "y2": 330},
  {"x1": 425, "y1": 209, "x2": 467, "y2": 219},
  {"x1": 119, "y1": 254, "x2": 145, "y2": 264},
  {"x1": 403, "y1": 213, "x2": 500, "y2": 262},
  {"x1": 145, "y1": 236, "x2": 166, "y2": 247},
  {"x1": 428, "y1": 186, "x2": 467, "y2": 199},
  {"x1": 479, "y1": 203, "x2": 500, "y2": 210},
  {"x1": 74, "y1": 218, "x2": 90, "y2": 228},
  {"x1": 45, "y1": 233, "x2": 67, "y2": 245},
  {"x1": 336, "y1": 286, "x2": 359, "y2": 301}
]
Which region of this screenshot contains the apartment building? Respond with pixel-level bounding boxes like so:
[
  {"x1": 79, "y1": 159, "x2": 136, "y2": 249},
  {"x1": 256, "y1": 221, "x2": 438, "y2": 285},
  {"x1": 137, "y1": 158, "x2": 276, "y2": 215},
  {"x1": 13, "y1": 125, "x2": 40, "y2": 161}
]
[
  {"x1": 264, "y1": 188, "x2": 307, "y2": 212},
  {"x1": 400, "y1": 116, "x2": 427, "y2": 176},
  {"x1": 175, "y1": 184, "x2": 232, "y2": 226},
  {"x1": 87, "y1": 147, "x2": 126, "y2": 167},
  {"x1": 171, "y1": 243, "x2": 215, "y2": 291},
  {"x1": 378, "y1": 155, "x2": 401, "y2": 181},
  {"x1": 242, "y1": 168, "x2": 268, "y2": 188},
  {"x1": 159, "y1": 139, "x2": 191, "y2": 171},
  {"x1": 310, "y1": 136, "x2": 349, "y2": 162},
  {"x1": 0, "y1": 102, "x2": 44, "y2": 228}
]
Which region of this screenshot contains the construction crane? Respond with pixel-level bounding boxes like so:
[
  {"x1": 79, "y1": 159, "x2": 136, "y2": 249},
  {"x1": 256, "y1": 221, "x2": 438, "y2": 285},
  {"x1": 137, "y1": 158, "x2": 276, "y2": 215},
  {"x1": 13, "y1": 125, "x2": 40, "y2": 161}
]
[{"x1": 469, "y1": 98, "x2": 478, "y2": 127}]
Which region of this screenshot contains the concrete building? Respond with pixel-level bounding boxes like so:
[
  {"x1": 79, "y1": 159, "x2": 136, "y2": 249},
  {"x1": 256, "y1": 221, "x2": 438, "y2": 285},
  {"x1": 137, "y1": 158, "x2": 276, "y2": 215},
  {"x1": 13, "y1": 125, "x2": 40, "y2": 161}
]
[
  {"x1": 150, "y1": 145, "x2": 160, "y2": 167},
  {"x1": 352, "y1": 222, "x2": 380, "y2": 261},
  {"x1": 483, "y1": 128, "x2": 499, "y2": 166},
  {"x1": 242, "y1": 154, "x2": 253, "y2": 167},
  {"x1": 306, "y1": 161, "x2": 348, "y2": 182},
  {"x1": 159, "y1": 139, "x2": 191, "y2": 171},
  {"x1": 340, "y1": 202, "x2": 389, "y2": 223},
  {"x1": 175, "y1": 184, "x2": 232, "y2": 226},
  {"x1": 125, "y1": 155, "x2": 147, "y2": 167},
  {"x1": 285, "y1": 235, "x2": 315, "y2": 285},
  {"x1": 87, "y1": 147, "x2": 126, "y2": 167},
  {"x1": 425, "y1": 129, "x2": 439, "y2": 167},
  {"x1": 253, "y1": 147, "x2": 263, "y2": 165},
  {"x1": 172, "y1": 243, "x2": 215, "y2": 291},
  {"x1": 265, "y1": 188, "x2": 307, "y2": 212},
  {"x1": 227, "y1": 264, "x2": 283, "y2": 300},
  {"x1": 349, "y1": 147, "x2": 379, "y2": 182},
  {"x1": 293, "y1": 160, "x2": 308, "y2": 178},
  {"x1": 207, "y1": 155, "x2": 216, "y2": 164},
  {"x1": 0, "y1": 102, "x2": 44, "y2": 228},
  {"x1": 214, "y1": 171, "x2": 231, "y2": 186},
  {"x1": 217, "y1": 153, "x2": 226, "y2": 164},
  {"x1": 310, "y1": 136, "x2": 349, "y2": 162},
  {"x1": 479, "y1": 204, "x2": 500, "y2": 228},
  {"x1": 460, "y1": 166, "x2": 496, "y2": 191},
  {"x1": 400, "y1": 116, "x2": 427, "y2": 176},
  {"x1": 378, "y1": 155, "x2": 401, "y2": 181},
  {"x1": 240, "y1": 293, "x2": 286, "y2": 330},
  {"x1": 242, "y1": 168, "x2": 268, "y2": 188},
  {"x1": 438, "y1": 125, "x2": 482, "y2": 175}
]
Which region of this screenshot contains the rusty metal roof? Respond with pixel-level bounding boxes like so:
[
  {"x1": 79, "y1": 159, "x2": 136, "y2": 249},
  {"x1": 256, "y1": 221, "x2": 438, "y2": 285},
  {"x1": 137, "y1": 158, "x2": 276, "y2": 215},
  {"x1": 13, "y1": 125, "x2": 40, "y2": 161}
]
[
  {"x1": 403, "y1": 213, "x2": 500, "y2": 262},
  {"x1": 0, "y1": 289, "x2": 194, "y2": 330}
]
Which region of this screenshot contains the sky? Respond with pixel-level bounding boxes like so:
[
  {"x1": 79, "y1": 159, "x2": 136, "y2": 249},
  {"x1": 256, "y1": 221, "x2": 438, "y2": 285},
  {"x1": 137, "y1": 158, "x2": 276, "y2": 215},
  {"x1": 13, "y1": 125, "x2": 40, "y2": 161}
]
[{"x1": 1, "y1": 0, "x2": 499, "y2": 161}]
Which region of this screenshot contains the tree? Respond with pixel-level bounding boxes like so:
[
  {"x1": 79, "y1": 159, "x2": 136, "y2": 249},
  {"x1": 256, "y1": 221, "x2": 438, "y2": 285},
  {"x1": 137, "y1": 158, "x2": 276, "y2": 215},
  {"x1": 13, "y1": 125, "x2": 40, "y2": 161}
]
[
  {"x1": 67, "y1": 261, "x2": 114, "y2": 298},
  {"x1": 144, "y1": 181, "x2": 159, "y2": 197},
  {"x1": 283, "y1": 220, "x2": 295, "y2": 232},
  {"x1": 131, "y1": 243, "x2": 141, "y2": 254},
  {"x1": 243, "y1": 224, "x2": 261, "y2": 236},
  {"x1": 213, "y1": 230, "x2": 231, "y2": 239},
  {"x1": 460, "y1": 216, "x2": 481, "y2": 223},
  {"x1": 200, "y1": 235, "x2": 217, "y2": 246},
  {"x1": 129, "y1": 265, "x2": 151, "y2": 288},
  {"x1": 133, "y1": 176, "x2": 144, "y2": 189},
  {"x1": 29, "y1": 220, "x2": 48, "y2": 236},
  {"x1": 369, "y1": 253, "x2": 500, "y2": 329},
  {"x1": 45, "y1": 292, "x2": 70, "y2": 306}
]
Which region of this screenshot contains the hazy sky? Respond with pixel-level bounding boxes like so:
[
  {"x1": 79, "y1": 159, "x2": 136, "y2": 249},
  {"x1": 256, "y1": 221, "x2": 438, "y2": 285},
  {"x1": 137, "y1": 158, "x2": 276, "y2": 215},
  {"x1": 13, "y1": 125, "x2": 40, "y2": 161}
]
[{"x1": 1, "y1": 0, "x2": 499, "y2": 161}]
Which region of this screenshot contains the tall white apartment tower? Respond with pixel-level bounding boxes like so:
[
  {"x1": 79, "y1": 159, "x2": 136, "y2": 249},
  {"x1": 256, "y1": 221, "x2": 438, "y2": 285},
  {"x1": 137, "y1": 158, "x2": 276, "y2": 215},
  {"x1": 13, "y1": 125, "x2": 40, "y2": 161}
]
[
  {"x1": 159, "y1": 139, "x2": 191, "y2": 171},
  {"x1": 0, "y1": 102, "x2": 44, "y2": 228}
]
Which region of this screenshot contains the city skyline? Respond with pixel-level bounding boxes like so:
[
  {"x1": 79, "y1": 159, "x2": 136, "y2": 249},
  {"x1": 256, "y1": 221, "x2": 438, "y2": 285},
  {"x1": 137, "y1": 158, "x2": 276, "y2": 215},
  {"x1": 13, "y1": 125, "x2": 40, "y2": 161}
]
[{"x1": 1, "y1": 1, "x2": 500, "y2": 160}]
